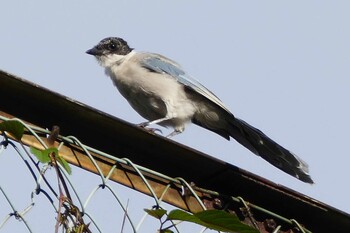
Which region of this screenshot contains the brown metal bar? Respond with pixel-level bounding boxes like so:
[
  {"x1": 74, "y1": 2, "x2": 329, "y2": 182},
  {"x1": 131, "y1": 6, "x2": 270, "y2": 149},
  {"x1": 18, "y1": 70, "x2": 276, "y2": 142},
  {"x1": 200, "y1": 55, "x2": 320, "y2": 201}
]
[
  {"x1": 6, "y1": 122, "x2": 205, "y2": 213},
  {"x1": 1, "y1": 69, "x2": 350, "y2": 232}
]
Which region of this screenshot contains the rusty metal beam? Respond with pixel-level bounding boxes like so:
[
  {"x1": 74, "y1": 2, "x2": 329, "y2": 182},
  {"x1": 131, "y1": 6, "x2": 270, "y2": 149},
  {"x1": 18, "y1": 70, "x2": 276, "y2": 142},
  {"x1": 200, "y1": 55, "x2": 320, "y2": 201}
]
[
  {"x1": 0, "y1": 115, "x2": 205, "y2": 213},
  {"x1": 1, "y1": 69, "x2": 350, "y2": 233}
]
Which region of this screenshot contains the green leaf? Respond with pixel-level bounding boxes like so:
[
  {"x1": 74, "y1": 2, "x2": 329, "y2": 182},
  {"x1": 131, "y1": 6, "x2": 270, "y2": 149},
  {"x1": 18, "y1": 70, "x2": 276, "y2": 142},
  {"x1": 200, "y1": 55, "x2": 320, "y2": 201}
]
[
  {"x1": 56, "y1": 155, "x2": 72, "y2": 175},
  {"x1": 144, "y1": 208, "x2": 167, "y2": 219},
  {"x1": 0, "y1": 120, "x2": 24, "y2": 140},
  {"x1": 167, "y1": 209, "x2": 202, "y2": 224},
  {"x1": 30, "y1": 147, "x2": 72, "y2": 174},
  {"x1": 168, "y1": 209, "x2": 259, "y2": 233},
  {"x1": 160, "y1": 230, "x2": 173, "y2": 233},
  {"x1": 30, "y1": 147, "x2": 52, "y2": 163},
  {"x1": 196, "y1": 210, "x2": 259, "y2": 233}
]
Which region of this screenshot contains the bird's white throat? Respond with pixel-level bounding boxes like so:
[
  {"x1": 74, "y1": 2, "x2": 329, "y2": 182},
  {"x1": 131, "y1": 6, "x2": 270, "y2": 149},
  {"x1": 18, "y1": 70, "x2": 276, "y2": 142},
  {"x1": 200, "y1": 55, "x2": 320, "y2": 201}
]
[{"x1": 97, "y1": 50, "x2": 136, "y2": 68}]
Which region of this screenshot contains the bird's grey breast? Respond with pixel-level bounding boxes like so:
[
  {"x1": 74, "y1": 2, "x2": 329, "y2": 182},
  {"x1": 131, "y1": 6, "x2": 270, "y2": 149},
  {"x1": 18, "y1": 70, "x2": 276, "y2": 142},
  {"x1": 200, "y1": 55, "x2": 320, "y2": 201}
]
[{"x1": 106, "y1": 57, "x2": 171, "y2": 121}]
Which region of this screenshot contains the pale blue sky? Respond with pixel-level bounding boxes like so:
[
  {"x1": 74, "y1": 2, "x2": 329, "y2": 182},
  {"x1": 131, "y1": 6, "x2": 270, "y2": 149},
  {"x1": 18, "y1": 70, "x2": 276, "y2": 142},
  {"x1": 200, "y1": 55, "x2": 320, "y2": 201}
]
[{"x1": 1, "y1": 1, "x2": 350, "y2": 232}]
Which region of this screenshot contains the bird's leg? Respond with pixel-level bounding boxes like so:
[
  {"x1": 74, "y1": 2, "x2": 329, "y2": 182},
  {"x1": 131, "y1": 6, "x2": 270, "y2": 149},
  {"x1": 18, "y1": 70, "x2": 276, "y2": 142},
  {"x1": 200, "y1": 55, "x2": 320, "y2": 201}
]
[
  {"x1": 139, "y1": 116, "x2": 172, "y2": 127},
  {"x1": 138, "y1": 116, "x2": 172, "y2": 134},
  {"x1": 166, "y1": 128, "x2": 184, "y2": 138}
]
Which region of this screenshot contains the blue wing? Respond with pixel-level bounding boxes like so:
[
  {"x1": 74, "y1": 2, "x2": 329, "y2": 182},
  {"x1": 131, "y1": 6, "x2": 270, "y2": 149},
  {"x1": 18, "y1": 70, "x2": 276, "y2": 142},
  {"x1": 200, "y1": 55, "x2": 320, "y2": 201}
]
[
  {"x1": 140, "y1": 54, "x2": 313, "y2": 183},
  {"x1": 140, "y1": 54, "x2": 231, "y2": 113}
]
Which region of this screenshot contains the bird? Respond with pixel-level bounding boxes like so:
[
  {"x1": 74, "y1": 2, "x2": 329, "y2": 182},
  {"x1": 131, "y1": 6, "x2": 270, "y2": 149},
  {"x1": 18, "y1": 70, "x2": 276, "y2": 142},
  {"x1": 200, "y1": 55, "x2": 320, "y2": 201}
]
[{"x1": 86, "y1": 37, "x2": 313, "y2": 184}]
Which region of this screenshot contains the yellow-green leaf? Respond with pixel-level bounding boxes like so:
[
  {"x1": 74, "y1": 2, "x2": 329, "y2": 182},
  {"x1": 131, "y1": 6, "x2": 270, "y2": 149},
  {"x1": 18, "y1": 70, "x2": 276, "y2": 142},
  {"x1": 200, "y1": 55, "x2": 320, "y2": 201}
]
[
  {"x1": 144, "y1": 208, "x2": 167, "y2": 219},
  {"x1": 30, "y1": 147, "x2": 51, "y2": 163},
  {"x1": 56, "y1": 155, "x2": 72, "y2": 175},
  {"x1": 0, "y1": 120, "x2": 24, "y2": 140}
]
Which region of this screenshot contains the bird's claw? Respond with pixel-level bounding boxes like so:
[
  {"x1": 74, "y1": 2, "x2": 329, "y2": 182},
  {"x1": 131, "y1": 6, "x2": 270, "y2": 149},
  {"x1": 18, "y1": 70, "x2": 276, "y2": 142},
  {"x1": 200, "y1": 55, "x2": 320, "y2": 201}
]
[
  {"x1": 138, "y1": 122, "x2": 149, "y2": 128},
  {"x1": 137, "y1": 123, "x2": 163, "y2": 134},
  {"x1": 147, "y1": 128, "x2": 163, "y2": 134}
]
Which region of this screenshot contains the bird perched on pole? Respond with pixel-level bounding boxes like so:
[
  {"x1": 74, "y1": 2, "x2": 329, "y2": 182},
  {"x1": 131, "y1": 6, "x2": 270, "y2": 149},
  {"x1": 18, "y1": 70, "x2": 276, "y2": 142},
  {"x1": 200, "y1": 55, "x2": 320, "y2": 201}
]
[{"x1": 86, "y1": 37, "x2": 313, "y2": 183}]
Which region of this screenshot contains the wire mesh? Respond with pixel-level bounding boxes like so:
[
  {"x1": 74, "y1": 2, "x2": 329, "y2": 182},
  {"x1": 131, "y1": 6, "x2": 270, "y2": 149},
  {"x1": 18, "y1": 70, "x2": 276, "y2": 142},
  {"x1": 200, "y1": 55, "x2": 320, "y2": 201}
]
[{"x1": 0, "y1": 116, "x2": 311, "y2": 233}]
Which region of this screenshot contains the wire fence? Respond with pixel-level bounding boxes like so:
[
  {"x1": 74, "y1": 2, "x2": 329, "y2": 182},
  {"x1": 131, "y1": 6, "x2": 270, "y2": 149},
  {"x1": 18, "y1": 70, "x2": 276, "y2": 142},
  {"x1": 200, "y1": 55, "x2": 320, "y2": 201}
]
[{"x1": 0, "y1": 115, "x2": 311, "y2": 233}]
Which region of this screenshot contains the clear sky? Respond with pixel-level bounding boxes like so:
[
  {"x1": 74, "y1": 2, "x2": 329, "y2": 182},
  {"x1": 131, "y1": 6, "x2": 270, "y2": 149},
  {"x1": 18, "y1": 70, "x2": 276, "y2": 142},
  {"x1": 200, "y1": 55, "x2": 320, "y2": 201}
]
[{"x1": 1, "y1": 1, "x2": 350, "y2": 232}]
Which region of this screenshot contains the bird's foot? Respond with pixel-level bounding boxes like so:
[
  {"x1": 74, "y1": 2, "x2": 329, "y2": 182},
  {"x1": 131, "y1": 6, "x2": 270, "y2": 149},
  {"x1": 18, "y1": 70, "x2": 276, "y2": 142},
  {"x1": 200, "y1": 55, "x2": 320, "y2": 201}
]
[
  {"x1": 166, "y1": 129, "x2": 183, "y2": 138},
  {"x1": 147, "y1": 127, "x2": 163, "y2": 134},
  {"x1": 137, "y1": 122, "x2": 163, "y2": 135},
  {"x1": 138, "y1": 122, "x2": 149, "y2": 128}
]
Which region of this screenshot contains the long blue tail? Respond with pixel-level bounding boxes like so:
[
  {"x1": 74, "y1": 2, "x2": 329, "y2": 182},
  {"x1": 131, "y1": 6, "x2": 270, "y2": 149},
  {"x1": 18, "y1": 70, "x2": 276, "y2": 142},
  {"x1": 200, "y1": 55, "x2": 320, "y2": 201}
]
[{"x1": 228, "y1": 117, "x2": 313, "y2": 183}]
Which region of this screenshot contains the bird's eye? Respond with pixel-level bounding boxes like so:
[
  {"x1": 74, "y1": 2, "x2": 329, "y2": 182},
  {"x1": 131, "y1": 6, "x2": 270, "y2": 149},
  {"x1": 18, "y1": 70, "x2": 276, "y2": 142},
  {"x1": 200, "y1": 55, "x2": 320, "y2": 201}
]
[{"x1": 108, "y1": 43, "x2": 117, "y2": 50}]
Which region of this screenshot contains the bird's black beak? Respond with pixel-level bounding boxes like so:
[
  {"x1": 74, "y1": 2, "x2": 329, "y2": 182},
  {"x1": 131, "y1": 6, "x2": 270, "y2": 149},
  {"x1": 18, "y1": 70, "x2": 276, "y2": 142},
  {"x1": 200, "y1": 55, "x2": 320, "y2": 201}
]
[{"x1": 86, "y1": 47, "x2": 101, "y2": 56}]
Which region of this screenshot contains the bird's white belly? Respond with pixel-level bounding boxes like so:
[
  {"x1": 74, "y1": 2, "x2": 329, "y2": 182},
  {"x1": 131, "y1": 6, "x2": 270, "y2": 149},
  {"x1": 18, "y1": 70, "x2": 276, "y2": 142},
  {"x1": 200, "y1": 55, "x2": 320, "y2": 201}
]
[{"x1": 110, "y1": 65, "x2": 197, "y2": 128}]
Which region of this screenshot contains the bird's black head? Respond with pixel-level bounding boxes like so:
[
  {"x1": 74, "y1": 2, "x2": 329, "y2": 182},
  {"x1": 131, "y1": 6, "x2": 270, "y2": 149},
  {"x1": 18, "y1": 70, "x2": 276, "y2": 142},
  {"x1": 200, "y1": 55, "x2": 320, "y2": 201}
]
[{"x1": 86, "y1": 37, "x2": 133, "y2": 56}]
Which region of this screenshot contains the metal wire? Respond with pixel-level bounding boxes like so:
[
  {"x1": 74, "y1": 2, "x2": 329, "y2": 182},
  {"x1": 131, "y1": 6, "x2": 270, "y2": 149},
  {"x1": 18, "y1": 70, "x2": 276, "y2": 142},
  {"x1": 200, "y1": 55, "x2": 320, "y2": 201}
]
[{"x1": 0, "y1": 116, "x2": 312, "y2": 233}]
